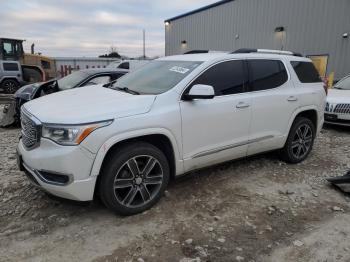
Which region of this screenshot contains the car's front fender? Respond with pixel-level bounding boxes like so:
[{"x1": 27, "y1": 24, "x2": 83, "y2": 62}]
[{"x1": 89, "y1": 127, "x2": 184, "y2": 177}]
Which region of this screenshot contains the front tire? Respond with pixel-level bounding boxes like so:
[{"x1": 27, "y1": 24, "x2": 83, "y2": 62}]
[
  {"x1": 99, "y1": 142, "x2": 170, "y2": 215},
  {"x1": 280, "y1": 117, "x2": 316, "y2": 163}
]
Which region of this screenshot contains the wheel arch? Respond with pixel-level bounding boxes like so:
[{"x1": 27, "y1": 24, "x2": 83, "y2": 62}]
[
  {"x1": 288, "y1": 106, "x2": 319, "y2": 131},
  {"x1": 0, "y1": 77, "x2": 20, "y2": 85},
  {"x1": 295, "y1": 109, "x2": 318, "y2": 129},
  {"x1": 90, "y1": 129, "x2": 183, "y2": 181},
  {"x1": 285, "y1": 106, "x2": 319, "y2": 146}
]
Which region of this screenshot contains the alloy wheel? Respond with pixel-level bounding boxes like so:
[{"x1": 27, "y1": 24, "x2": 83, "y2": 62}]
[
  {"x1": 4, "y1": 81, "x2": 17, "y2": 93},
  {"x1": 291, "y1": 124, "x2": 313, "y2": 160},
  {"x1": 113, "y1": 155, "x2": 164, "y2": 208}
]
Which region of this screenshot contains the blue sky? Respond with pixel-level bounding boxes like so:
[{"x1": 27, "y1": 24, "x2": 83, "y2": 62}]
[{"x1": 0, "y1": 0, "x2": 214, "y2": 58}]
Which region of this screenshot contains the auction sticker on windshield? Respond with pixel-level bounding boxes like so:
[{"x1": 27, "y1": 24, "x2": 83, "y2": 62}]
[{"x1": 169, "y1": 66, "x2": 190, "y2": 74}]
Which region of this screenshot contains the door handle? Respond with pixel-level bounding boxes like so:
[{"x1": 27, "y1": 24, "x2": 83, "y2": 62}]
[
  {"x1": 236, "y1": 102, "x2": 250, "y2": 109},
  {"x1": 287, "y1": 96, "x2": 298, "y2": 102}
]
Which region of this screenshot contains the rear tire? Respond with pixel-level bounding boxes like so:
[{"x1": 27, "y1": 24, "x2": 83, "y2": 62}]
[
  {"x1": 2, "y1": 79, "x2": 20, "y2": 94},
  {"x1": 280, "y1": 117, "x2": 316, "y2": 163},
  {"x1": 98, "y1": 142, "x2": 170, "y2": 215}
]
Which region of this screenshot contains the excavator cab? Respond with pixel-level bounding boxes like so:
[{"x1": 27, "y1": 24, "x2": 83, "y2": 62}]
[
  {"x1": 0, "y1": 38, "x2": 51, "y2": 90},
  {"x1": 0, "y1": 38, "x2": 25, "y2": 61}
]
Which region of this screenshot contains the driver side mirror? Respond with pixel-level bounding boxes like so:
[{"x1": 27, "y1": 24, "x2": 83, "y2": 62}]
[{"x1": 183, "y1": 84, "x2": 215, "y2": 100}]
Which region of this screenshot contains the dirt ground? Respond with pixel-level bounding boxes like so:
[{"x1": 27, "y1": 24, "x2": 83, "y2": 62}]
[{"x1": 1, "y1": 119, "x2": 350, "y2": 262}]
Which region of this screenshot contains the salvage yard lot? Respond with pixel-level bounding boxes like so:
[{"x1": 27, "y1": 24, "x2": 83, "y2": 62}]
[{"x1": 1, "y1": 123, "x2": 350, "y2": 261}]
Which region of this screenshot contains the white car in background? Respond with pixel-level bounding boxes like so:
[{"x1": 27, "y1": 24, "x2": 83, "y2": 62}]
[{"x1": 325, "y1": 75, "x2": 350, "y2": 126}]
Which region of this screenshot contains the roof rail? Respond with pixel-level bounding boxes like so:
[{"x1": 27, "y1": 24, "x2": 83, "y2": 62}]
[
  {"x1": 184, "y1": 50, "x2": 209, "y2": 54},
  {"x1": 183, "y1": 50, "x2": 227, "y2": 54},
  {"x1": 231, "y1": 48, "x2": 303, "y2": 57},
  {"x1": 231, "y1": 48, "x2": 258, "y2": 54}
]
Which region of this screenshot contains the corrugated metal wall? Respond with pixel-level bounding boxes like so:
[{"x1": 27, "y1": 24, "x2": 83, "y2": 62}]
[{"x1": 165, "y1": 0, "x2": 350, "y2": 79}]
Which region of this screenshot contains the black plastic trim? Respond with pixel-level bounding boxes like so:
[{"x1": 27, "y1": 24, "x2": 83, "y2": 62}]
[
  {"x1": 231, "y1": 48, "x2": 258, "y2": 54},
  {"x1": 184, "y1": 50, "x2": 209, "y2": 54},
  {"x1": 183, "y1": 94, "x2": 214, "y2": 100}
]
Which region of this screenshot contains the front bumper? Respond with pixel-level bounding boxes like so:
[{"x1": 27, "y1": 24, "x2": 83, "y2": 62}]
[
  {"x1": 17, "y1": 138, "x2": 97, "y2": 201},
  {"x1": 324, "y1": 113, "x2": 350, "y2": 127}
]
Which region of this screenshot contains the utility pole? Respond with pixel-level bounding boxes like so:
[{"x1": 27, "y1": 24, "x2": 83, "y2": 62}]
[
  {"x1": 31, "y1": 43, "x2": 35, "y2": 54},
  {"x1": 143, "y1": 29, "x2": 146, "y2": 59}
]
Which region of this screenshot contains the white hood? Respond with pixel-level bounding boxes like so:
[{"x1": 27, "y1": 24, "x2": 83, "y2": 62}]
[
  {"x1": 23, "y1": 85, "x2": 156, "y2": 124},
  {"x1": 327, "y1": 89, "x2": 350, "y2": 104}
]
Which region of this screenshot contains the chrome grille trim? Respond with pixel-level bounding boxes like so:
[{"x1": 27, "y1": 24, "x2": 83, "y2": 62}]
[
  {"x1": 21, "y1": 108, "x2": 41, "y2": 150},
  {"x1": 334, "y1": 104, "x2": 350, "y2": 114}
]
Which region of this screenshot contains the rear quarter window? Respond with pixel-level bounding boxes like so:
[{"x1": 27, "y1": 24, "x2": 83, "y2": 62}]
[
  {"x1": 291, "y1": 61, "x2": 322, "y2": 83},
  {"x1": 3, "y1": 62, "x2": 19, "y2": 71}
]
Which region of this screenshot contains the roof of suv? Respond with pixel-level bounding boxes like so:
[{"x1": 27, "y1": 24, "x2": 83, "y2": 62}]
[
  {"x1": 159, "y1": 52, "x2": 227, "y2": 62},
  {"x1": 159, "y1": 50, "x2": 311, "y2": 63}
]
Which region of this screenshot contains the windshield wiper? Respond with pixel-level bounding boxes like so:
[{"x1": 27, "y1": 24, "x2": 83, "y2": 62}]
[
  {"x1": 103, "y1": 79, "x2": 120, "y2": 88},
  {"x1": 114, "y1": 86, "x2": 140, "y2": 95}
]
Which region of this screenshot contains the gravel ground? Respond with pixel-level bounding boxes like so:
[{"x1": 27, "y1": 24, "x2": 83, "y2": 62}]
[{"x1": 1, "y1": 118, "x2": 350, "y2": 262}]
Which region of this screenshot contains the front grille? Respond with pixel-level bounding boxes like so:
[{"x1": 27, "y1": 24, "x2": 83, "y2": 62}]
[
  {"x1": 21, "y1": 110, "x2": 41, "y2": 150},
  {"x1": 334, "y1": 104, "x2": 350, "y2": 114}
]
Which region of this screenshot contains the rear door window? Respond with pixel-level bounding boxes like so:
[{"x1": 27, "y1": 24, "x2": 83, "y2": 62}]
[
  {"x1": 290, "y1": 61, "x2": 322, "y2": 83},
  {"x1": 190, "y1": 60, "x2": 247, "y2": 96},
  {"x1": 247, "y1": 60, "x2": 288, "y2": 91}
]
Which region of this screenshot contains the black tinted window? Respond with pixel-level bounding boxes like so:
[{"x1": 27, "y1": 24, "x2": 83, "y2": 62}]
[
  {"x1": 248, "y1": 60, "x2": 288, "y2": 91},
  {"x1": 291, "y1": 61, "x2": 322, "y2": 83},
  {"x1": 118, "y1": 62, "x2": 129, "y2": 70},
  {"x1": 3, "y1": 62, "x2": 19, "y2": 71},
  {"x1": 112, "y1": 73, "x2": 126, "y2": 80},
  {"x1": 191, "y1": 60, "x2": 246, "y2": 96},
  {"x1": 41, "y1": 60, "x2": 51, "y2": 69}
]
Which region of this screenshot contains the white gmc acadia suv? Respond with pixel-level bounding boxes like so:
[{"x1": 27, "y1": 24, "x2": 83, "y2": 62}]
[{"x1": 17, "y1": 49, "x2": 326, "y2": 215}]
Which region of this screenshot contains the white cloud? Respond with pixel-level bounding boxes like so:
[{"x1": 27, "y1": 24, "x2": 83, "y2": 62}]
[
  {"x1": 9, "y1": 7, "x2": 71, "y2": 23},
  {"x1": 0, "y1": 0, "x2": 216, "y2": 57},
  {"x1": 94, "y1": 11, "x2": 144, "y2": 26}
]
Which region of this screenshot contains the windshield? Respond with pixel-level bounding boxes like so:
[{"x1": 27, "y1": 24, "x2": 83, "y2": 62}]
[
  {"x1": 57, "y1": 71, "x2": 90, "y2": 90},
  {"x1": 334, "y1": 76, "x2": 350, "y2": 90},
  {"x1": 112, "y1": 60, "x2": 202, "y2": 94}
]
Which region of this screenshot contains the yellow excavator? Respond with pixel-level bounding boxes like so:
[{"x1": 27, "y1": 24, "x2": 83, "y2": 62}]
[{"x1": 0, "y1": 38, "x2": 56, "y2": 93}]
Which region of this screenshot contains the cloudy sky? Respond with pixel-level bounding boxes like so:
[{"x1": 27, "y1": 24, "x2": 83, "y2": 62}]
[{"x1": 0, "y1": 0, "x2": 214, "y2": 58}]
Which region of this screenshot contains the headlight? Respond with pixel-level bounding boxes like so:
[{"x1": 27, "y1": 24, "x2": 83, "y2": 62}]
[{"x1": 42, "y1": 120, "x2": 113, "y2": 145}]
